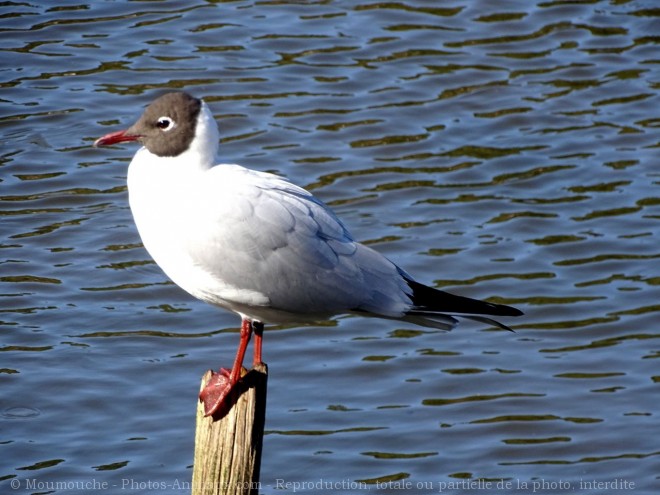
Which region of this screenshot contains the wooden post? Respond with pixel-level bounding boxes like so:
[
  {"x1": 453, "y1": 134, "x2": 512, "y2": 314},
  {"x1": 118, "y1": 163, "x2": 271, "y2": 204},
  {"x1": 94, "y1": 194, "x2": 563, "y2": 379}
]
[{"x1": 192, "y1": 363, "x2": 268, "y2": 495}]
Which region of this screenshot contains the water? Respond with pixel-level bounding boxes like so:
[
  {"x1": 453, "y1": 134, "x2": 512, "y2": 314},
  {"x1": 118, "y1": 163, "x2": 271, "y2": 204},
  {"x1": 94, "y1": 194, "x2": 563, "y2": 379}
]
[{"x1": 2, "y1": 0, "x2": 659, "y2": 493}]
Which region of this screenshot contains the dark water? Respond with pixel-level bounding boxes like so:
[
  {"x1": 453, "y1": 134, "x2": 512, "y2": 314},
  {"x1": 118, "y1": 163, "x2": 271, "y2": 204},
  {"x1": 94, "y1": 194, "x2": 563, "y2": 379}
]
[{"x1": 2, "y1": 0, "x2": 659, "y2": 493}]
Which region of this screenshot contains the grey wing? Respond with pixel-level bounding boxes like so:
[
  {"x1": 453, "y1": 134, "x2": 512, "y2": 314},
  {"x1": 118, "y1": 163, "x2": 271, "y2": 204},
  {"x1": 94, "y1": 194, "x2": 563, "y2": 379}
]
[{"x1": 185, "y1": 166, "x2": 413, "y2": 317}]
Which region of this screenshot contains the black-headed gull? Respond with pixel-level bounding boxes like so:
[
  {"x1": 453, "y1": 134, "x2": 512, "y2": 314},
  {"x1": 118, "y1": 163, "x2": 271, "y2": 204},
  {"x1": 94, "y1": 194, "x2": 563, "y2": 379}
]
[{"x1": 94, "y1": 92, "x2": 522, "y2": 416}]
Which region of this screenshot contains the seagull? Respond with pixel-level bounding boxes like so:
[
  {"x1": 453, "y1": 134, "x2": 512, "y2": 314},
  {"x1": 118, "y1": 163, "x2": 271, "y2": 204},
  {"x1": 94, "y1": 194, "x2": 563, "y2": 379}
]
[{"x1": 94, "y1": 92, "x2": 522, "y2": 417}]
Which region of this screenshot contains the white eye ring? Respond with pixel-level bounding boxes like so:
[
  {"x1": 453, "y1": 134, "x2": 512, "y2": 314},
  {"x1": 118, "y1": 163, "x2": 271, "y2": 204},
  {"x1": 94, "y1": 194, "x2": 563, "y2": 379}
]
[{"x1": 156, "y1": 116, "x2": 175, "y2": 131}]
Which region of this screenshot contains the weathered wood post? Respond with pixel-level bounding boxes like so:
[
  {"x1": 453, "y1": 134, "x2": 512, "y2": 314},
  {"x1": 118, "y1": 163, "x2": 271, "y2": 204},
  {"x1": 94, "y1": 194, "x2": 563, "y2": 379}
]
[{"x1": 192, "y1": 363, "x2": 268, "y2": 495}]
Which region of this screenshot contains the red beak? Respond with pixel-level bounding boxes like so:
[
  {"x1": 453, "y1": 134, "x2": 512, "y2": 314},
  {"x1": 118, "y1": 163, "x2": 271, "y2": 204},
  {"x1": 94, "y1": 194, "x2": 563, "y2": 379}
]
[{"x1": 93, "y1": 130, "x2": 141, "y2": 147}]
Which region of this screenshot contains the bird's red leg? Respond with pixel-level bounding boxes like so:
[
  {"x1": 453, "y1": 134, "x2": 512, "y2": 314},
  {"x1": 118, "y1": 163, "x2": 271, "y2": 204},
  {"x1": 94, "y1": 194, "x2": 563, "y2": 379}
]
[
  {"x1": 229, "y1": 318, "x2": 252, "y2": 383},
  {"x1": 199, "y1": 318, "x2": 253, "y2": 417},
  {"x1": 252, "y1": 320, "x2": 264, "y2": 366}
]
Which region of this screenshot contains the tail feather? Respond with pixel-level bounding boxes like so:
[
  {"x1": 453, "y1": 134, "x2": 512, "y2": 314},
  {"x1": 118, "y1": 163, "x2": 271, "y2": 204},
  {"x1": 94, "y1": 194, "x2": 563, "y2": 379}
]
[{"x1": 405, "y1": 278, "x2": 523, "y2": 330}]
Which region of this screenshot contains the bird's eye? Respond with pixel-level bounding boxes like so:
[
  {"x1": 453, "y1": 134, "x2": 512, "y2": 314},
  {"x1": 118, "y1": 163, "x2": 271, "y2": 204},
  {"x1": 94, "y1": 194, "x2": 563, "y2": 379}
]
[{"x1": 156, "y1": 116, "x2": 175, "y2": 131}]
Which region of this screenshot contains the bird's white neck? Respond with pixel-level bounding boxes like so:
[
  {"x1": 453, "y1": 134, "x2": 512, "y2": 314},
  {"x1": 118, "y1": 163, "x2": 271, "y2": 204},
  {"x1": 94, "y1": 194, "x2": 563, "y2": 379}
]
[{"x1": 183, "y1": 100, "x2": 219, "y2": 171}]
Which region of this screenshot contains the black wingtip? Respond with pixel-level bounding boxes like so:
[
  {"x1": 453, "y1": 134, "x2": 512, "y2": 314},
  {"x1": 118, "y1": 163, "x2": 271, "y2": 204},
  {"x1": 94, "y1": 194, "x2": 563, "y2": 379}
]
[
  {"x1": 501, "y1": 306, "x2": 524, "y2": 318},
  {"x1": 406, "y1": 278, "x2": 523, "y2": 318}
]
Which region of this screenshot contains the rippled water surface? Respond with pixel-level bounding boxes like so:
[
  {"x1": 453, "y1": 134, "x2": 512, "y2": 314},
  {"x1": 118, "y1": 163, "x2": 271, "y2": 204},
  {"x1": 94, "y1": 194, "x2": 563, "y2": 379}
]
[{"x1": 2, "y1": 1, "x2": 659, "y2": 493}]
